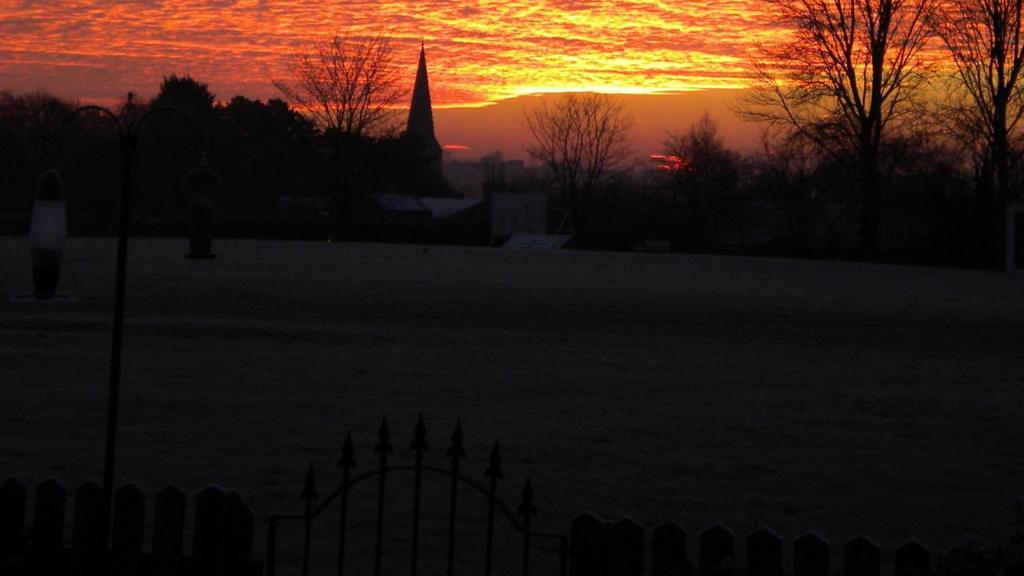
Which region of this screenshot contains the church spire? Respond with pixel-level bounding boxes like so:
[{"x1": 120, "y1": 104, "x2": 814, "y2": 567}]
[
  {"x1": 406, "y1": 45, "x2": 443, "y2": 179},
  {"x1": 407, "y1": 45, "x2": 437, "y2": 142}
]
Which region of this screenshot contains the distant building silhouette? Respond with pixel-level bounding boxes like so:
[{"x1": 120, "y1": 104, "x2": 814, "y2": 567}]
[{"x1": 406, "y1": 45, "x2": 443, "y2": 180}]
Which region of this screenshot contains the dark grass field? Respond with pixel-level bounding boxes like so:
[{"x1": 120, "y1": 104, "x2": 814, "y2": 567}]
[{"x1": 2, "y1": 237, "x2": 1024, "y2": 573}]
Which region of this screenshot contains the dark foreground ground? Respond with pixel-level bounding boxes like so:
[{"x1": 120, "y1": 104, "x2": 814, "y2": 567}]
[{"x1": 2, "y1": 237, "x2": 1023, "y2": 573}]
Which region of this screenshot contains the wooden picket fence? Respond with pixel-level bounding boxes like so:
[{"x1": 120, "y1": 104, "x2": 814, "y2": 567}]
[
  {"x1": 0, "y1": 477, "x2": 261, "y2": 576},
  {"x1": 0, "y1": 463, "x2": 982, "y2": 576},
  {"x1": 568, "y1": 513, "x2": 935, "y2": 576}
]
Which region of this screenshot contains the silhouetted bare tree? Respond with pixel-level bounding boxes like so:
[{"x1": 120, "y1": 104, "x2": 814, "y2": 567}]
[
  {"x1": 524, "y1": 93, "x2": 633, "y2": 236},
  {"x1": 741, "y1": 0, "x2": 935, "y2": 257},
  {"x1": 275, "y1": 34, "x2": 405, "y2": 230},
  {"x1": 934, "y1": 0, "x2": 1024, "y2": 260},
  {"x1": 663, "y1": 114, "x2": 741, "y2": 251}
]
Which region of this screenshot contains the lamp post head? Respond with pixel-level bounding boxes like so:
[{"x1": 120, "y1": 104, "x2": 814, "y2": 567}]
[
  {"x1": 183, "y1": 162, "x2": 219, "y2": 193},
  {"x1": 36, "y1": 169, "x2": 64, "y2": 201},
  {"x1": 120, "y1": 92, "x2": 139, "y2": 131}
]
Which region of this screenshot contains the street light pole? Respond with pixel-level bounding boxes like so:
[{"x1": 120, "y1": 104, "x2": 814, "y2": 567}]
[
  {"x1": 100, "y1": 130, "x2": 136, "y2": 554},
  {"x1": 44, "y1": 93, "x2": 206, "y2": 556}
]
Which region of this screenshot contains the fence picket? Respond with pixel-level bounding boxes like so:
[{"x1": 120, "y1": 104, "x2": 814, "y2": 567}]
[
  {"x1": 793, "y1": 532, "x2": 830, "y2": 576},
  {"x1": 609, "y1": 518, "x2": 644, "y2": 576},
  {"x1": 225, "y1": 491, "x2": 258, "y2": 576},
  {"x1": 699, "y1": 525, "x2": 734, "y2": 576},
  {"x1": 337, "y1": 431, "x2": 354, "y2": 576},
  {"x1": 0, "y1": 477, "x2": 27, "y2": 559},
  {"x1": 569, "y1": 513, "x2": 607, "y2": 576},
  {"x1": 30, "y1": 479, "x2": 66, "y2": 576},
  {"x1": 150, "y1": 485, "x2": 185, "y2": 576},
  {"x1": 374, "y1": 417, "x2": 393, "y2": 576},
  {"x1": 31, "y1": 479, "x2": 65, "y2": 550},
  {"x1": 300, "y1": 464, "x2": 316, "y2": 576},
  {"x1": 484, "y1": 440, "x2": 503, "y2": 576},
  {"x1": 410, "y1": 415, "x2": 428, "y2": 576},
  {"x1": 843, "y1": 536, "x2": 881, "y2": 576},
  {"x1": 894, "y1": 540, "x2": 931, "y2": 576},
  {"x1": 193, "y1": 486, "x2": 229, "y2": 576},
  {"x1": 651, "y1": 522, "x2": 687, "y2": 576},
  {"x1": 111, "y1": 484, "x2": 145, "y2": 576},
  {"x1": 71, "y1": 481, "x2": 104, "y2": 576},
  {"x1": 225, "y1": 491, "x2": 254, "y2": 558},
  {"x1": 153, "y1": 485, "x2": 186, "y2": 556},
  {"x1": 265, "y1": 517, "x2": 278, "y2": 576},
  {"x1": 446, "y1": 421, "x2": 465, "y2": 576},
  {"x1": 519, "y1": 477, "x2": 537, "y2": 576},
  {"x1": 747, "y1": 528, "x2": 783, "y2": 576}
]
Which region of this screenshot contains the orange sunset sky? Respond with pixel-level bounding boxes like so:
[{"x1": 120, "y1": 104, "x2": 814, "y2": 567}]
[{"x1": 1, "y1": 0, "x2": 793, "y2": 158}]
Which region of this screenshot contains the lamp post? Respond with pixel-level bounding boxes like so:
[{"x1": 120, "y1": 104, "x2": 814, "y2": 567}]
[{"x1": 42, "y1": 92, "x2": 212, "y2": 555}]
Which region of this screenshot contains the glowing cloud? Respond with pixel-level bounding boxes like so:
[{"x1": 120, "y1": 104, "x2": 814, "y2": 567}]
[{"x1": 0, "y1": 0, "x2": 788, "y2": 105}]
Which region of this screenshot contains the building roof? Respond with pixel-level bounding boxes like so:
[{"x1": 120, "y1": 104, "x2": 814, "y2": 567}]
[
  {"x1": 373, "y1": 194, "x2": 481, "y2": 219},
  {"x1": 373, "y1": 194, "x2": 431, "y2": 214},
  {"x1": 418, "y1": 197, "x2": 482, "y2": 218}
]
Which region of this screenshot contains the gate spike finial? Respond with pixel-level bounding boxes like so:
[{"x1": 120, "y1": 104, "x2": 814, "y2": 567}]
[
  {"x1": 338, "y1": 430, "x2": 355, "y2": 470},
  {"x1": 300, "y1": 462, "x2": 318, "y2": 502},
  {"x1": 411, "y1": 412, "x2": 429, "y2": 452},
  {"x1": 446, "y1": 419, "x2": 466, "y2": 461},
  {"x1": 374, "y1": 416, "x2": 393, "y2": 455},
  {"x1": 485, "y1": 440, "x2": 503, "y2": 480}
]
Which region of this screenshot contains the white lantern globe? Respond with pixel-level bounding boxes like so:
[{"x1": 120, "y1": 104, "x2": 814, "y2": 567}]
[{"x1": 30, "y1": 168, "x2": 67, "y2": 298}]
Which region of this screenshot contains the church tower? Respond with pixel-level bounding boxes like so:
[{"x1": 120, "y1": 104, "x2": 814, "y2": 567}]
[{"x1": 406, "y1": 45, "x2": 444, "y2": 180}]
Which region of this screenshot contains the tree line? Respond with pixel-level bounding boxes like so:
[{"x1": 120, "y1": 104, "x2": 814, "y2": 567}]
[
  {"x1": 0, "y1": 70, "x2": 447, "y2": 239},
  {"x1": 522, "y1": 0, "x2": 1024, "y2": 267},
  {"x1": 3, "y1": 0, "x2": 1024, "y2": 267}
]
